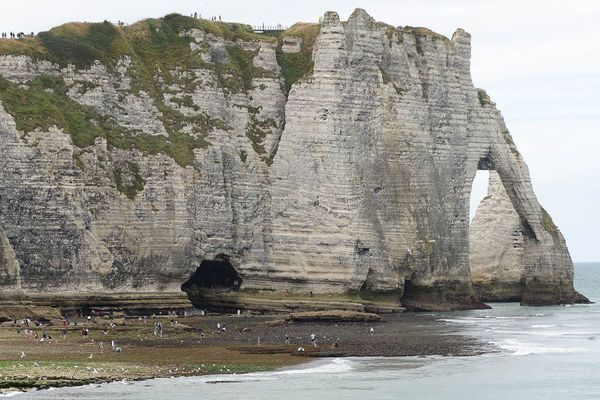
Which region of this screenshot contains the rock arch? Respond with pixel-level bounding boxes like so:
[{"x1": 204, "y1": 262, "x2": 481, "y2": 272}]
[{"x1": 465, "y1": 110, "x2": 585, "y2": 304}]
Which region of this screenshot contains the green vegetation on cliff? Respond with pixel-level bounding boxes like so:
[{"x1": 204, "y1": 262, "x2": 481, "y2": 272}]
[
  {"x1": 0, "y1": 15, "x2": 272, "y2": 70},
  {"x1": 0, "y1": 15, "x2": 253, "y2": 168},
  {"x1": 477, "y1": 89, "x2": 492, "y2": 107},
  {"x1": 0, "y1": 74, "x2": 104, "y2": 146},
  {"x1": 0, "y1": 74, "x2": 212, "y2": 168},
  {"x1": 275, "y1": 23, "x2": 320, "y2": 94},
  {"x1": 540, "y1": 206, "x2": 558, "y2": 236},
  {"x1": 245, "y1": 106, "x2": 278, "y2": 164},
  {"x1": 382, "y1": 24, "x2": 452, "y2": 48},
  {"x1": 113, "y1": 161, "x2": 146, "y2": 199},
  {"x1": 0, "y1": 15, "x2": 321, "y2": 167}
]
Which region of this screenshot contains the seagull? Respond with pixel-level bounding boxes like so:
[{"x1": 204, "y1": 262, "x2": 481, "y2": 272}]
[
  {"x1": 89, "y1": 353, "x2": 94, "y2": 359},
  {"x1": 20, "y1": 351, "x2": 26, "y2": 358}
]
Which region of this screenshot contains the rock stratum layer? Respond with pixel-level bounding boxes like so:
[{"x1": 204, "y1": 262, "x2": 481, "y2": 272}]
[{"x1": 0, "y1": 9, "x2": 587, "y2": 312}]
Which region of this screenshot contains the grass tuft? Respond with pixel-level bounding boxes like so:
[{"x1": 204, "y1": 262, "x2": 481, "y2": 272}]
[
  {"x1": 114, "y1": 161, "x2": 146, "y2": 199},
  {"x1": 540, "y1": 206, "x2": 558, "y2": 236}
]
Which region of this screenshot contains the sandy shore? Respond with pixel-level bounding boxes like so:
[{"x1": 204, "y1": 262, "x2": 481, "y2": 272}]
[{"x1": 0, "y1": 312, "x2": 489, "y2": 393}]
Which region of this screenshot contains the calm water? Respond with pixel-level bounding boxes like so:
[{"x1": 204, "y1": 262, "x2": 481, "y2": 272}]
[{"x1": 13, "y1": 263, "x2": 600, "y2": 399}]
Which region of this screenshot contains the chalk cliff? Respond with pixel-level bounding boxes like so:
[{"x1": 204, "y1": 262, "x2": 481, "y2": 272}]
[{"x1": 0, "y1": 9, "x2": 587, "y2": 312}]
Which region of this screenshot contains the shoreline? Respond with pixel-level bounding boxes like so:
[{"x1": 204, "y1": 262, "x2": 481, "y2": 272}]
[{"x1": 0, "y1": 312, "x2": 491, "y2": 395}]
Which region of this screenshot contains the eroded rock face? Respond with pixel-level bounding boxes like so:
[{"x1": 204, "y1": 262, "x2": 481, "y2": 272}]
[
  {"x1": 470, "y1": 172, "x2": 586, "y2": 304},
  {"x1": 470, "y1": 172, "x2": 526, "y2": 301},
  {"x1": 0, "y1": 9, "x2": 585, "y2": 309},
  {"x1": 0, "y1": 230, "x2": 20, "y2": 288}
]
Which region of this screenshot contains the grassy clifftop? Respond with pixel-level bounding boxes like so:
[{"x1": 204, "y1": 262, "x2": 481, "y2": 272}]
[
  {"x1": 0, "y1": 14, "x2": 319, "y2": 87},
  {"x1": 0, "y1": 15, "x2": 274, "y2": 68},
  {"x1": 0, "y1": 16, "x2": 310, "y2": 169},
  {"x1": 0, "y1": 16, "x2": 320, "y2": 147}
]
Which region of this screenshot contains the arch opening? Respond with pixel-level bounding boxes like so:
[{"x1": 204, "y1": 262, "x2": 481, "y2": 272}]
[
  {"x1": 468, "y1": 169, "x2": 527, "y2": 302},
  {"x1": 469, "y1": 170, "x2": 490, "y2": 222}
]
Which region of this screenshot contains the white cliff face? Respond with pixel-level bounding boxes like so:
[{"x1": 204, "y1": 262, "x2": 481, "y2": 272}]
[
  {"x1": 0, "y1": 10, "x2": 585, "y2": 309},
  {"x1": 0, "y1": 230, "x2": 20, "y2": 288}
]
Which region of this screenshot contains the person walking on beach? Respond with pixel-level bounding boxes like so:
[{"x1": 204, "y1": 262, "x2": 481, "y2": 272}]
[
  {"x1": 217, "y1": 322, "x2": 221, "y2": 332},
  {"x1": 310, "y1": 333, "x2": 317, "y2": 347},
  {"x1": 285, "y1": 334, "x2": 290, "y2": 345},
  {"x1": 369, "y1": 326, "x2": 374, "y2": 335}
]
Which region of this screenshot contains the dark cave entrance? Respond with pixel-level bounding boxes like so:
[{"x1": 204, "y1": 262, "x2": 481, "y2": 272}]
[
  {"x1": 181, "y1": 255, "x2": 242, "y2": 292},
  {"x1": 399, "y1": 279, "x2": 424, "y2": 311}
]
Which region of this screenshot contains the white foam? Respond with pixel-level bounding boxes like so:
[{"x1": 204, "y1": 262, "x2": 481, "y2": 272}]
[
  {"x1": 493, "y1": 328, "x2": 599, "y2": 338},
  {"x1": 189, "y1": 359, "x2": 354, "y2": 385},
  {"x1": 437, "y1": 318, "x2": 481, "y2": 325},
  {"x1": 493, "y1": 338, "x2": 584, "y2": 356},
  {"x1": 0, "y1": 392, "x2": 23, "y2": 398},
  {"x1": 438, "y1": 316, "x2": 527, "y2": 325},
  {"x1": 273, "y1": 358, "x2": 354, "y2": 375}
]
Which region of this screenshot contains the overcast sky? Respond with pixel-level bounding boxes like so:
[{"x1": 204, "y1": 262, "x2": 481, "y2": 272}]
[{"x1": 1, "y1": 1, "x2": 598, "y2": 261}]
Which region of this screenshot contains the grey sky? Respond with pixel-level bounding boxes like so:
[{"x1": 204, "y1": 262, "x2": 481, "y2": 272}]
[{"x1": 1, "y1": 1, "x2": 598, "y2": 261}]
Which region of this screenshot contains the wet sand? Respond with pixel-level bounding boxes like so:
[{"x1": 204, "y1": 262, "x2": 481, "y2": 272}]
[
  {"x1": 190, "y1": 313, "x2": 488, "y2": 357},
  {"x1": 0, "y1": 312, "x2": 489, "y2": 393}
]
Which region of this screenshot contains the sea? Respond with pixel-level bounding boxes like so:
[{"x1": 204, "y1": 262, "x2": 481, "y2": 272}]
[{"x1": 12, "y1": 262, "x2": 600, "y2": 400}]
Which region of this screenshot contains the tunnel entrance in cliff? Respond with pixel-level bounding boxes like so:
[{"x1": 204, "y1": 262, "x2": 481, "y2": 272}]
[{"x1": 181, "y1": 255, "x2": 242, "y2": 293}]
